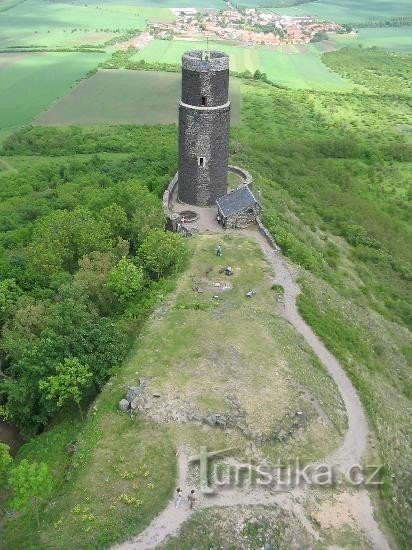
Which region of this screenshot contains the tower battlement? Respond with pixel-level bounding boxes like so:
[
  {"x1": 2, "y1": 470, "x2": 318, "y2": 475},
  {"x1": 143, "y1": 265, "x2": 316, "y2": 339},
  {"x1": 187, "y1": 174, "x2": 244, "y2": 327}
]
[{"x1": 182, "y1": 50, "x2": 229, "y2": 72}]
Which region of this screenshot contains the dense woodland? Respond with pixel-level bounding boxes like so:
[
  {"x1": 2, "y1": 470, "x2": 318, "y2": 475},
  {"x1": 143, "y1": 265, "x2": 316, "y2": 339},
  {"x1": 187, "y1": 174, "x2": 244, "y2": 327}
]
[
  {"x1": 0, "y1": 47, "x2": 411, "y2": 547},
  {"x1": 0, "y1": 126, "x2": 187, "y2": 436}
]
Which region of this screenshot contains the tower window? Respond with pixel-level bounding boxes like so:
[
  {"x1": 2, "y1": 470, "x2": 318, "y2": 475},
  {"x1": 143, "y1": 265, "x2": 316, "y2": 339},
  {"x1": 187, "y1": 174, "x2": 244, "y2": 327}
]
[
  {"x1": 201, "y1": 96, "x2": 206, "y2": 106},
  {"x1": 198, "y1": 156, "x2": 205, "y2": 167}
]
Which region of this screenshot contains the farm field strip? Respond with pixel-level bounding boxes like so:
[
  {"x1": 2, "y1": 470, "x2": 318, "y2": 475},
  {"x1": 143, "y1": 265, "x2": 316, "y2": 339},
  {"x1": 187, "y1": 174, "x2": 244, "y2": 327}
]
[
  {"x1": 35, "y1": 70, "x2": 241, "y2": 126},
  {"x1": 330, "y1": 27, "x2": 412, "y2": 53},
  {"x1": 274, "y1": 0, "x2": 412, "y2": 22},
  {"x1": 133, "y1": 39, "x2": 353, "y2": 90},
  {"x1": 0, "y1": 51, "x2": 107, "y2": 130},
  {"x1": 0, "y1": 0, "x2": 174, "y2": 48}
]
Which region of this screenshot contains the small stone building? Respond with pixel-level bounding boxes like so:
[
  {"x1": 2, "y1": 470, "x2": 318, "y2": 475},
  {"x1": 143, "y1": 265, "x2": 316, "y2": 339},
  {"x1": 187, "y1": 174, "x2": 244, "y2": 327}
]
[{"x1": 216, "y1": 185, "x2": 261, "y2": 228}]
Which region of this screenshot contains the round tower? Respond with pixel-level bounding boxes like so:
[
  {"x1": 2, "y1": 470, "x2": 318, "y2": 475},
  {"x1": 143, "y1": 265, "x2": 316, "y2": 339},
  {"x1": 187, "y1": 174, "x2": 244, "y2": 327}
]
[{"x1": 178, "y1": 51, "x2": 230, "y2": 207}]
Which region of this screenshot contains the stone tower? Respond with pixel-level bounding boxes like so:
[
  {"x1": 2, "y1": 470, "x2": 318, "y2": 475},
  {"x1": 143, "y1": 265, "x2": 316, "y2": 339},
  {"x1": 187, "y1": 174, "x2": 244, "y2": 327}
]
[{"x1": 178, "y1": 51, "x2": 230, "y2": 207}]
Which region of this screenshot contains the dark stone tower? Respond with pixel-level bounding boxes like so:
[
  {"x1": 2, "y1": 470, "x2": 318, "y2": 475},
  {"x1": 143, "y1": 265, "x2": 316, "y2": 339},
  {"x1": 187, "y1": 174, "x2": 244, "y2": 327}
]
[{"x1": 178, "y1": 51, "x2": 230, "y2": 207}]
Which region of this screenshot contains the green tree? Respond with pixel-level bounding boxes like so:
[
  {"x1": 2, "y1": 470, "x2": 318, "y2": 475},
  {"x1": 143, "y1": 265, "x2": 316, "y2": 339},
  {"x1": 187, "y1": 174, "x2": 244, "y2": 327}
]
[
  {"x1": 75, "y1": 251, "x2": 118, "y2": 313},
  {"x1": 107, "y1": 257, "x2": 144, "y2": 304},
  {"x1": 99, "y1": 204, "x2": 128, "y2": 238},
  {"x1": 26, "y1": 208, "x2": 112, "y2": 284},
  {"x1": 9, "y1": 459, "x2": 53, "y2": 527},
  {"x1": 115, "y1": 179, "x2": 165, "y2": 244},
  {"x1": 39, "y1": 358, "x2": 92, "y2": 418},
  {"x1": 0, "y1": 442, "x2": 12, "y2": 489},
  {"x1": 4, "y1": 286, "x2": 127, "y2": 434},
  {"x1": 0, "y1": 279, "x2": 21, "y2": 325},
  {"x1": 138, "y1": 230, "x2": 188, "y2": 279}
]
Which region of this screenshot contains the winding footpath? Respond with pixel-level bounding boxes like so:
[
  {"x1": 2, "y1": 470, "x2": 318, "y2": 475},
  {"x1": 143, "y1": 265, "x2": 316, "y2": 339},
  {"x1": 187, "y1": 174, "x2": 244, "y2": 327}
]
[{"x1": 114, "y1": 227, "x2": 391, "y2": 550}]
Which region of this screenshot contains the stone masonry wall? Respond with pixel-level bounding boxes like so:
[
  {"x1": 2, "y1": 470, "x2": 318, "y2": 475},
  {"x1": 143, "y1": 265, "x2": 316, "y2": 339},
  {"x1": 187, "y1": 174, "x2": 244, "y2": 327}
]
[
  {"x1": 178, "y1": 50, "x2": 230, "y2": 207},
  {"x1": 178, "y1": 105, "x2": 230, "y2": 206}
]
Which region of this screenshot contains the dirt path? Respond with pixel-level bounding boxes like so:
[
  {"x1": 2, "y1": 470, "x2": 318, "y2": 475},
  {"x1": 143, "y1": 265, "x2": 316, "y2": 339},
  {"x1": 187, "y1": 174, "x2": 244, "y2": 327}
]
[
  {"x1": 249, "y1": 230, "x2": 368, "y2": 472},
  {"x1": 114, "y1": 224, "x2": 390, "y2": 550}
]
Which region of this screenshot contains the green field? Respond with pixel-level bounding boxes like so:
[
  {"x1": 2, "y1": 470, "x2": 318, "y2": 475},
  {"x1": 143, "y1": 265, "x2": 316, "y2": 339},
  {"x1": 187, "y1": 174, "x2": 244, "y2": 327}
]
[
  {"x1": 35, "y1": 70, "x2": 241, "y2": 125},
  {"x1": 331, "y1": 27, "x2": 412, "y2": 52},
  {"x1": 276, "y1": 0, "x2": 412, "y2": 23},
  {"x1": 66, "y1": 0, "x2": 412, "y2": 19},
  {"x1": 133, "y1": 39, "x2": 352, "y2": 90},
  {"x1": 0, "y1": 52, "x2": 107, "y2": 131},
  {"x1": 0, "y1": 0, "x2": 175, "y2": 48}
]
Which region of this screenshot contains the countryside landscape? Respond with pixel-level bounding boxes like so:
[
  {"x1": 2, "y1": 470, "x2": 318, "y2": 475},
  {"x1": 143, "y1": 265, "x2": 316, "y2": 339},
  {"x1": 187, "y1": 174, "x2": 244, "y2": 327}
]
[{"x1": 0, "y1": 0, "x2": 411, "y2": 549}]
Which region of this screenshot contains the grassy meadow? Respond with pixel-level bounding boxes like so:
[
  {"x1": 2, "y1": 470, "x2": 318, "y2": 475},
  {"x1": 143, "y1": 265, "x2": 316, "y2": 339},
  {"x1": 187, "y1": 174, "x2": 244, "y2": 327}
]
[
  {"x1": 63, "y1": 0, "x2": 412, "y2": 19},
  {"x1": 331, "y1": 27, "x2": 412, "y2": 52},
  {"x1": 2, "y1": 233, "x2": 347, "y2": 547},
  {"x1": 275, "y1": 0, "x2": 412, "y2": 23},
  {"x1": 133, "y1": 39, "x2": 352, "y2": 91},
  {"x1": 228, "y1": 48, "x2": 411, "y2": 546},
  {"x1": 0, "y1": 51, "x2": 107, "y2": 131},
  {"x1": 0, "y1": 0, "x2": 174, "y2": 48},
  {"x1": 35, "y1": 70, "x2": 241, "y2": 126}
]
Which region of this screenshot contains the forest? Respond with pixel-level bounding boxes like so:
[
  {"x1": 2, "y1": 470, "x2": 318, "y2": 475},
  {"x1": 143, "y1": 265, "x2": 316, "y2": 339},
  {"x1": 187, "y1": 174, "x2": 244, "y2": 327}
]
[{"x1": 0, "y1": 126, "x2": 187, "y2": 437}]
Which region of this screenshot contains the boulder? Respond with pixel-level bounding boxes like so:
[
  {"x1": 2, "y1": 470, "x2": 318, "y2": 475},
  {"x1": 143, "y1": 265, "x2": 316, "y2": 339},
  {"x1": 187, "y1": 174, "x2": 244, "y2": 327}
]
[
  {"x1": 119, "y1": 399, "x2": 130, "y2": 412},
  {"x1": 130, "y1": 396, "x2": 142, "y2": 410},
  {"x1": 215, "y1": 418, "x2": 227, "y2": 429},
  {"x1": 126, "y1": 386, "x2": 142, "y2": 402},
  {"x1": 206, "y1": 414, "x2": 217, "y2": 426}
]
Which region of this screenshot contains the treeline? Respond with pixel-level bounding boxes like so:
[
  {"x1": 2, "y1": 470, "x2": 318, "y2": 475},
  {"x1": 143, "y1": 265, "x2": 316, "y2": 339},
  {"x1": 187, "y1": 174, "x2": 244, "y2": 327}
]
[
  {"x1": 99, "y1": 49, "x2": 180, "y2": 72},
  {"x1": 352, "y1": 16, "x2": 412, "y2": 28},
  {"x1": 231, "y1": 68, "x2": 272, "y2": 84},
  {"x1": 0, "y1": 127, "x2": 186, "y2": 436},
  {"x1": 0, "y1": 47, "x2": 105, "y2": 53},
  {"x1": 2, "y1": 125, "x2": 177, "y2": 172}
]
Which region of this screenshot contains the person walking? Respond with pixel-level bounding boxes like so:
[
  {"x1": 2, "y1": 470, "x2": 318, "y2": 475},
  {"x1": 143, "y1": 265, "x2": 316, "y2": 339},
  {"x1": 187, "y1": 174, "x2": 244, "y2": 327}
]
[
  {"x1": 187, "y1": 489, "x2": 196, "y2": 510},
  {"x1": 175, "y1": 487, "x2": 183, "y2": 508},
  {"x1": 216, "y1": 245, "x2": 222, "y2": 257}
]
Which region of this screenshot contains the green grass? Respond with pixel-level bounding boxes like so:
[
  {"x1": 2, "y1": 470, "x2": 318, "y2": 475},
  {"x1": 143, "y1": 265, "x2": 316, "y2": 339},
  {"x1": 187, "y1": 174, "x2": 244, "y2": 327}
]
[
  {"x1": 330, "y1": 27, "x2": 412, "y2": 52},
  {"x1": 35, "y1": 69, "x2": 241, "y2": 126},
  {"x1": 3, "y1": 233, "x2": 347, "y2": 547},
  {"x1": 0, "y1": 0, "x2": 175, "y2": 48},
  {"x1": 228, "y1": 49, "x2": 411, "y2": 544},
  {"x1": 297, "y1": 275, "x2": 412, "y2": 548},
  {"x1": 256, "y1": 45, "x2": 353, "y2": 90},
  {"x1": 133, "y1": 39, "x2": 352, "y2": 91},
  {"x1": 0, "y1": 51, "x2": 107, "y2": 131},
  {"x1": 275, "y1": 0, "x2": 412, "y2": 23}
]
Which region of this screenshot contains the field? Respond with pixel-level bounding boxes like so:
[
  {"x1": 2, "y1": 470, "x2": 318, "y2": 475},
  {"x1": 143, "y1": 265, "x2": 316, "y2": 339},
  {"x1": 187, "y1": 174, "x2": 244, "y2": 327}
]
[
  {"x1": 65, "y1": 0, "x2": 412, "y2": 20},
  {"x1": 331, "y1": 27, "x2": 412, "y2": 52},
  {"x1": 0, "y1": 0, "x2": 175, "y2": 48},
  {"x1": 276, "y1": 0, "x2": 412, "y2": 23},
  {"x1": 133, "y1": 39, "x2": 353, "y2": 90},
  {"x1": 35, "y1": 70, "x2": 241, "y2": 125},
  {"x1": 0, "y1": 51, "x2": 107, "y2": 131}
]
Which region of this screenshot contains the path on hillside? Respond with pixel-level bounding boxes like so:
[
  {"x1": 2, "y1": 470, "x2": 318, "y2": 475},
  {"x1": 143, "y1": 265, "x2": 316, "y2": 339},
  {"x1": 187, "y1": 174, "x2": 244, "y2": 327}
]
[{"x1": 114, "y1": 225, "x2": 390, "y2": 550}]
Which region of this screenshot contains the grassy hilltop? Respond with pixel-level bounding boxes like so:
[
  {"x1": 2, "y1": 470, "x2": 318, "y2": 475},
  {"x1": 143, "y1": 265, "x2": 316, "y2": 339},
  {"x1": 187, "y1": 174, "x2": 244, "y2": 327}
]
[{"x1": 0, "y1": 0, "x2": 411, "y2": 547}]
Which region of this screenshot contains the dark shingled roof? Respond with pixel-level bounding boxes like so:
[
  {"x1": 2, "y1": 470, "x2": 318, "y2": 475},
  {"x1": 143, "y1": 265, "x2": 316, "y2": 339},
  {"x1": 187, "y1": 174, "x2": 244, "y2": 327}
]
[{"x1": 216, "y1": 185, "x2": 259, "y2": 218}]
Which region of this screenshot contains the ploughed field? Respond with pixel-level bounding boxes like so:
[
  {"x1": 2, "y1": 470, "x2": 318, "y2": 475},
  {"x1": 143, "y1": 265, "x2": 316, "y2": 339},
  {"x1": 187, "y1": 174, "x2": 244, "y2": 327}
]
[{"x1": 35, "y1": 70, "x2": 242, "y2": 126}]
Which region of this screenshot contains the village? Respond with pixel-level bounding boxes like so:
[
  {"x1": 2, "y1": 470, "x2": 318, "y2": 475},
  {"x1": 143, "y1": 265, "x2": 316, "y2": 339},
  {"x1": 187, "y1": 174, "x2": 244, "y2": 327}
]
[{"x1": 151, "y1": 7, "x2": 344, "y2": 47}]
